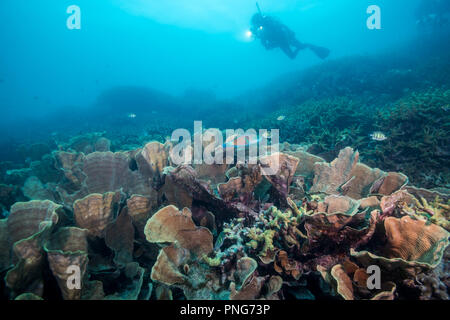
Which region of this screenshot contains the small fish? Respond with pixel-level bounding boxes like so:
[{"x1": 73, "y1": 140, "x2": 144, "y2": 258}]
[
  {"x1": 370, "y1": 131, "x2": 387, "y2": 141},
  {"x1": 442, "y1": 105, "x2": 450, "y2": 112},
  {"x1": 261, "y1": 130, "x2": 271, "y2": 139},
  {"x1": 127, "y1": 113, "x2": 137, "y2": 119},
  {"x1": 214, "y1": 231, "x2": 226, "y2": 251},
  {"x1": 221, "y1": 134, "x2": 260, "y2": 151},
  {"x1": 277, "y1": 115, "x2": 286, "y2": 121}
]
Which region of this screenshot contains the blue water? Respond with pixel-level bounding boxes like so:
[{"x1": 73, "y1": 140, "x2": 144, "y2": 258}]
[
  {"x1": 0, "y1": 1, "x2": 420, "y2": 116},
  {"x1": 0, "y1": 0, "x2": 448, "y2": 172}
]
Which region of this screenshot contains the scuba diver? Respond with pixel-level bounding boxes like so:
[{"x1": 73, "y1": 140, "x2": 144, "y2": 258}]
[{"x1": 250, "y1": 3, "x2": 330, "y2": 60}]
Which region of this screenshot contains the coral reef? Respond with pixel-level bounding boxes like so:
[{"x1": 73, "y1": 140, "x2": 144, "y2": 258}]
[
  {"x1": 251, "y1": 87, "x2": 450, "y2": 189},
  {"x1": 0, "y1": 138, "x2": 448, "y2": 301}
]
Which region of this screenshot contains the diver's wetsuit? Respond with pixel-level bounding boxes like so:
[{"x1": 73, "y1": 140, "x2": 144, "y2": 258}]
[
  {"x1": 252, "y1": 16, "x2": 306, "y2": 59},
  {"x1": 251, "y1": 14, "x2": 329, "y2": 60}
]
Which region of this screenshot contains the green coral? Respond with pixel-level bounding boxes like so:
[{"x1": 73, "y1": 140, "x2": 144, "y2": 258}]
[{"x1": 246, "y1": 228, "x2": 276, "y2": 257}]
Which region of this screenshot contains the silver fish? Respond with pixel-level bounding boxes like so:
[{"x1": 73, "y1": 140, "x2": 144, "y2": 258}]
[{"x1": 370, "y1": 131, "x2": 387, "y2": 141}]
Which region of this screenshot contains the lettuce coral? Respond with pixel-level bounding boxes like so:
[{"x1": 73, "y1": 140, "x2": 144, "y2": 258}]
[{"x1": 0, "y1": 139, "x2": 448, "y2": 301}]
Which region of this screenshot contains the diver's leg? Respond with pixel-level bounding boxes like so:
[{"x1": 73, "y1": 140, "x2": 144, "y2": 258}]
[
  {"x1": 287, "y1": 39, "x2": 310, "y2": 59},
  {"x1": 280, "y1": 44, "x2": 298, "y2": 59},
  {"x1": 296, "y1": 40, "x2": 330, "y2": 59},
  {"x1": 292, "y1": 39, "x2": 309, "y2": 50}
]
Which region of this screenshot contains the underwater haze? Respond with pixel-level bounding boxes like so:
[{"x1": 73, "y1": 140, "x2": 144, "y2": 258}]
[
  {"x1": 0, "y1": 0, "x2": 449, "y2": 302},
  {"x1": 1, "y1": 1, "x2": 419, "y2": 123}
]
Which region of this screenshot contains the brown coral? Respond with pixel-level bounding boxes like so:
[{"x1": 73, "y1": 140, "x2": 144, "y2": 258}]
[
  {"x1": 259, "y1": 152, "x2": 299, "y2": 196},
  {"x1": 370, "y1": 172, "x2": 409, "y2": 195},
  {"x1": 352, "y1": 216, "x2": 450, "y2": 273},
  {"x1": 230, "y1": 274, "x2": 266, "y2": 300},
  {"x1": 105, "y1": 211, "x2": 135, "y2": 267},
  {"x1": 126, "y1": 194, "x2": 158, "y2": 237},
  {"x1": 305, "y1": 196, "x2": 360, "y2": 240},
  {"x1": 194, "y1": 163, "x2": 229, "y2": 187},
  {"x1": 383, "y1": 216, "x2": 449, "y2": 265},
  {"x1": 265, "y1": 275, "x2": 283, "y2": 297},
  {"x1": 136, "y1": 142, "x2": 169, "y2": 189},
  {"x1": 83, "y1": 152, "x2": 133, "y2": 194},
  {"x1": 330, "y1": 264, "x2": 354, "y2": 300},
  {"x1": 7, "y1": 200, "x2": 60, "y2": 245},
  {"x1": 305, "y1": 196, "x2": 379, "y2": 251},
  {"x1": 310, "y1": 147, "x2": 359, "y2": 195},
  {"x1": 234, "y1": 257, "x2": 258, "y2": 289},
  {"x1": 144, "y1": 205, "x2": 213, "y2": 257},
  {"x1": 285, "y1": 149, "x2": 324, "y2": 179},
  {"x1": 53, "y1": 151, "x2": 86, "y2": 188},
  {"x1": 274, "y1": 250, "x2": 302, "y2": 280},
  {"x1": 151, "y1": 244, "x2": 190, "y2": 286},
  {"x1": 217, "y1": 163, "x2": 263, "y2": 204},
  {"x1": 161, "y1": 165, "x2": 243, "y2": 223},
  {"x1": 320, "y1": 262, "x2": 397, "y2": 300},
  {"x1": 5, "y1": 200, "x2": 61, "y2": 296},
  {"x1": 44, "y1": 227, "x2": 89, "y2": 300},
  {"x1": 340, "y1": 163, "x2": 385, "y2": 199},
  {"x1": 73, "y1": 192, "x2": 122, "y2": 238},
  {"x1": 218, "y1": 177, "x2": 243, "y2": 202}
]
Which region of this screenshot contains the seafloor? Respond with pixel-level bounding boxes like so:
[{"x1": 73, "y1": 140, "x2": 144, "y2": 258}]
[{"x1": 0, "y1": 37, "x2": 449, "y2": 301}]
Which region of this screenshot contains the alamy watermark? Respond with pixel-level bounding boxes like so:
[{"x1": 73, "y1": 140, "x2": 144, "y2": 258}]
[
  {"x1": 66, "y1": 265, "x2": 81, "y2": 290},
  {"x1": 170, "y1": 121, "x2": 280, "y2": 175},
  {"x1": 366, "y1": 265, "x2": 381, "y2": 290},
  {"x1": 66, "y1": 5, "x2": 81, "y2": 30},
  {"x1": 367, "y1": 5, "x2": 382, "y2": 30},
  {"x1": 66, "y1": 5, "x2": 381, "y2": 31}
]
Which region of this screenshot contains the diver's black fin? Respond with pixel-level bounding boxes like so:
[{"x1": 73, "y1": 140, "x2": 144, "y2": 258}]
[{"x1": 308, "y1": 45, "x2": 330, "y2": 59}]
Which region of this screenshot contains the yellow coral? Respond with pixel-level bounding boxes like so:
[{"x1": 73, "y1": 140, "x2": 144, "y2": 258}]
[
  {"x1": 202, "y1": 254, "x2": 221, "y2": 267},
  {"x1": 292, "y1": 226, "x2": 308, "y2": 239},
  {"x1": 260, "y1": 230, "x2": 276, "y2": 256},
  {"x1": 246, "y1": 228, "x2": 276, "y2": 257},
  {"x1": 430, "y1": 200, "x2": 450, "y2": 231},
  {"x1": 269, "y1": 207, "x2": 292, "y2": 228},
  {"x1": 247, "y1": 240, "x2": 258, "y2": 249},
  {"x1": 410, "y1": 196, "x2": 450, "y2": 231},
  {"x1": 287, "y1": 197, "x2": 305, "y2": 219}
]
